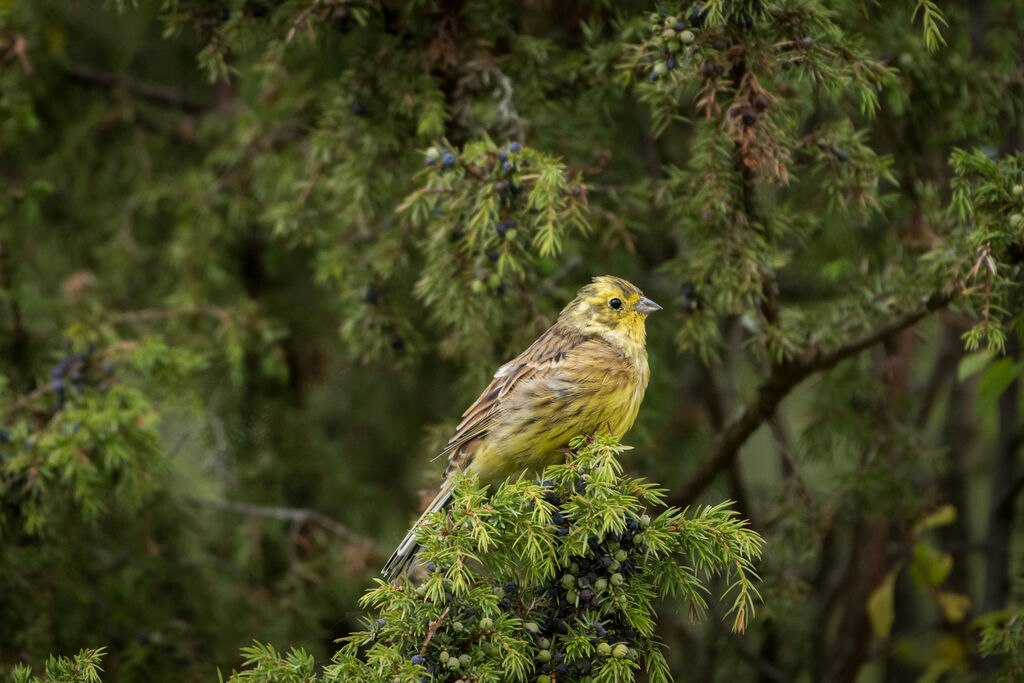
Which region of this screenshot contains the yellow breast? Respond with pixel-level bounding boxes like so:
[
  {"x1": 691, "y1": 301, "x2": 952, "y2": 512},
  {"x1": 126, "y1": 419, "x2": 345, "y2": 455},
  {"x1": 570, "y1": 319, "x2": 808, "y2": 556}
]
[{"x1": 467, "y1": 350, "x2": 649, "y2": 484}]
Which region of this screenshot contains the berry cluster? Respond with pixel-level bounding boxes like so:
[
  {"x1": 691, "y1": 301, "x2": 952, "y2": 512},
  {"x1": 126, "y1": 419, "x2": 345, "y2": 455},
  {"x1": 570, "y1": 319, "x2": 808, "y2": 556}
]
[
  {"x1": 0, "y1": 347, "x2": 113, "y2": 448},
  {"x1": 345, "y1": 437, "x2": 761, "y2": 682},
  {"x1": 393, "y1": 477, "x2": 654, "y2": 682},
  {"x1": 643, "y1": 7, "x2": 699, "y2": 83},
  {"x1": 641, "y1": 3, "x2": 774, "y2": 84},
  {"x1": 422, "y1": 141, "x2": 536, "y2": 296}
]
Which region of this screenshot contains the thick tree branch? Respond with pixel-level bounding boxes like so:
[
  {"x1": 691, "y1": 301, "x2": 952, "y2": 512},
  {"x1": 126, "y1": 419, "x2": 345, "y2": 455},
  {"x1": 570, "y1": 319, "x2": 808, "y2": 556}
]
[{"x1": 670, "y1": 290, "x2": 956, "y2": 506}]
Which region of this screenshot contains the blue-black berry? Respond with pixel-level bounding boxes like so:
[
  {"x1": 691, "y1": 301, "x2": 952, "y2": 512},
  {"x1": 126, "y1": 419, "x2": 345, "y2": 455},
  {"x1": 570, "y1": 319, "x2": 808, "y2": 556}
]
[
  {"x1": 411, "y1": 654, "x2": 426, "y2": 666},
  {"x1": 441, "y1": 151, "x2": 456, "y2": 167},
  {"x1": 835, "y1": 149, "x2": 850, "y2": 162},
  {"x1": 688, "y1": 3, "x2": 707, "y2": 27},
  {"x1": 508, "y1": 142, "x2": 522, "y2": 153},
  {"x1": 350, "y1": 102, "x2": 367, "y2": 116}
]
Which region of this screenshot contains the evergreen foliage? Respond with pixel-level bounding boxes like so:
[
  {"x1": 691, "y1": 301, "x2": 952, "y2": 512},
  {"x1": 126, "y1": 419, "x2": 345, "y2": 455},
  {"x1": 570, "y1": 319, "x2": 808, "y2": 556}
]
[{"x1": 2, "y1": 0, "x2": 1024, "y2": 681}]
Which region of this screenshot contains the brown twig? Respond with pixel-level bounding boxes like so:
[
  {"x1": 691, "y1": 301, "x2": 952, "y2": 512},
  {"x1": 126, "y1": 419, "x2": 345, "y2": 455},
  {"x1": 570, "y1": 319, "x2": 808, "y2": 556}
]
[
  {"x1": 669, "y1": 290, "x2": 956, "y2": 506},
  {"x1": 110, "y1": 306, "x2": 235, "y2": 326},
  {"x1": 61, "y1": 63, "x2": 211, "y2": 113},
  {"x1": 186, "y1": 496, "x2": 380, "y2": 556},
  {"x1": 419, "y1": 606, "x2": 452, "y2": 656}
]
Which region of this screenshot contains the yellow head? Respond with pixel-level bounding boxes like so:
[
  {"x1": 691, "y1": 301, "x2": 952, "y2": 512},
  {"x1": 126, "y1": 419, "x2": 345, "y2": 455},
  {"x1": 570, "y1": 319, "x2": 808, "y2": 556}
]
[{"x1": 557, "y1": 275, "x2": 661, "y2": 352}]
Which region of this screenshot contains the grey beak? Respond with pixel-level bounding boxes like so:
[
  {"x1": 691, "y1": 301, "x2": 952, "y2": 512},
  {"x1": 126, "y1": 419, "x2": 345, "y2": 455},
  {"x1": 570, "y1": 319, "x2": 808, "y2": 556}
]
[{"x1": 635, "y1": 296, "x2": 662, "y2": 314}]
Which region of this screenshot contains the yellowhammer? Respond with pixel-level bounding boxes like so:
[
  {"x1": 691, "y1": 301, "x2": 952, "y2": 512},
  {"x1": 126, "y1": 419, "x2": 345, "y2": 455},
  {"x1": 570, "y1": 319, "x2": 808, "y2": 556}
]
[{"x1": 382, "y1": 275, "x2": 661, "y2": 579}]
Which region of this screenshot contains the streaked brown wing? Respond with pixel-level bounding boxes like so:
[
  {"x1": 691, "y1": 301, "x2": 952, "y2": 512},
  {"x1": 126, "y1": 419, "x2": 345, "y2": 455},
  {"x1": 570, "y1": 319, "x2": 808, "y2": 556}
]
[{"x1": 436, "y1": 324, "x2": 588, "y2": 464}]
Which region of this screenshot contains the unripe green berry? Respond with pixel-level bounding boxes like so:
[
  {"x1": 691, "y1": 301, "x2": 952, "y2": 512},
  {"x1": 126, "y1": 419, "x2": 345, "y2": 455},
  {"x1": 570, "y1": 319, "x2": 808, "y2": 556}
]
[
  {"x1": 538, "y1": 649, "x2": 551, "y2": 662},
  {"x1": 613, "y1": 643, "x2": 629, "y2": 659},
  {"x1": 525, "y1": 621, "x2": 539, "y2": 634},
  {"x1": 614, "y1": 549, "x2": 628, "y2": 562},
  {"x1": 611, "y1": 572, "x2": 625, "y2": 586},
  {"x1": 680, "y1": 30, "x2": 695, "y2": 44},
  {"x1": 537, "y1": 676, "x2": 551, "y2": 683},
  {"x1": 470, "y1": 279, "x2": 485, "y2": 294},
  {"x1": 561, "y1": 574, "x2": 576, "y2": 589},
  {"x1": 640, "y1": 513, "x2": 651, "y2": 528},
  {"x1": 538, "y1": 637, "x2": 550, "y2": 649},
  {"x1": 661, "y1": 28, "x2": 676, "y2": 38},
  {"x1": 505, "y1": 228, "x2": 517, "y2": 241},
  {"x1": 452, "y1": 621, "x2": 463, "y2": 631},
  {"x1": 1010, "y1": 213, "x2": 1023, "y2": 227},
  {"x1": 597, "y1": 642, "x2": 612, "y2": 656},
  {"x1": 608, "y1": 560, "x2": 620, "y2": 572},
  {"x1": 447, "y1": 656, "x2": 461, "y2": 669},
  {"x1": 654, "y1": 62, "x2": 668, "y2": 76},
  {"x1": 459, "y1": 654, "x2": 472, "y2": 667},
  {"x1": 479, "y1": 617, "x2": 494, "y2": 630},
  {"x1": 595, "y1": 578, "x2": 608, "y2": 592},
  {"x1": 615, "y1": 595, "x2": 628, "y2": 608},
  {"x1": 567, "y1": 588, "x2": 580, "y2": 603},
  {"x1": 425, "y1": 146, "x2": 440, "y2": 159},
  {"x1": 1013, "y1": 184, "x2": 1023, "y2": 196}
]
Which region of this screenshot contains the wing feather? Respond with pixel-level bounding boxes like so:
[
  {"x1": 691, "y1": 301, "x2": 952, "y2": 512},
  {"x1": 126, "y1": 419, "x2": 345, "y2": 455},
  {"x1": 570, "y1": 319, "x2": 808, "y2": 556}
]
[{"x1": 435, "y1": 324, "x2": 587, "y2": 463}]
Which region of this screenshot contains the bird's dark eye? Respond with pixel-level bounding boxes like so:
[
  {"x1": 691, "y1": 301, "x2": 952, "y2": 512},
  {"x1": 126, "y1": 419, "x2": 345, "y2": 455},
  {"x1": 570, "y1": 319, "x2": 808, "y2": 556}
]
[{"x1": 608, "y1": 297, "x2": 622, "y2": 310}]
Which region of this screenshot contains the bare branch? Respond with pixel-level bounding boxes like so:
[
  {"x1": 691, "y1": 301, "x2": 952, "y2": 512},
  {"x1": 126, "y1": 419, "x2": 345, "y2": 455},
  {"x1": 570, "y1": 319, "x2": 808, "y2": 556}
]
[
  {"x1": 186, "y1": 496, "x2": 380, "y2": 557},
  {"x1": 61, "y1": 63, "x2": 212, "y2": 113},
  {"x1": 670, "y1": 290, "x2": 956, "y2": 506}
]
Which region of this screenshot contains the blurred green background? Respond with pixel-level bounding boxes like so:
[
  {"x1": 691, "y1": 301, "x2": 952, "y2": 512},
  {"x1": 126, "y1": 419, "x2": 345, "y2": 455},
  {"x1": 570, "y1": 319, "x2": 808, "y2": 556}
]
[{"x1": 1, "y1": 0, "x2": 1023, "y2": 681}]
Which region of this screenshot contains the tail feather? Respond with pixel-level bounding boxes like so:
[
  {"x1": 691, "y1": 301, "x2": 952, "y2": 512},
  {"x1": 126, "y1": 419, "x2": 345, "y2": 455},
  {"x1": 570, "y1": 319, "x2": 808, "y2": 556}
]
[{"x1": 381, "y1": 479, "x2": 456, "y2": 581}]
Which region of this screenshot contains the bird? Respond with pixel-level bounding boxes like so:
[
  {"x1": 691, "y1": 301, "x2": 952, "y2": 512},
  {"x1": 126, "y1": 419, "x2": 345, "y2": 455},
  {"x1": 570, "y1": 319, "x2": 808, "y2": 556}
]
[{"x1": 381, "y1": 275, "x2": 661, "y2": 580}]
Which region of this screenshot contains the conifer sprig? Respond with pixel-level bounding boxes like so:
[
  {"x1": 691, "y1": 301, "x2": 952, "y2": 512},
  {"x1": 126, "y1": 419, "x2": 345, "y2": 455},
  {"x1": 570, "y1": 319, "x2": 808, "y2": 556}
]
[{"x1": 328, "y1": 435, "x2": 762, "y2": 682}]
